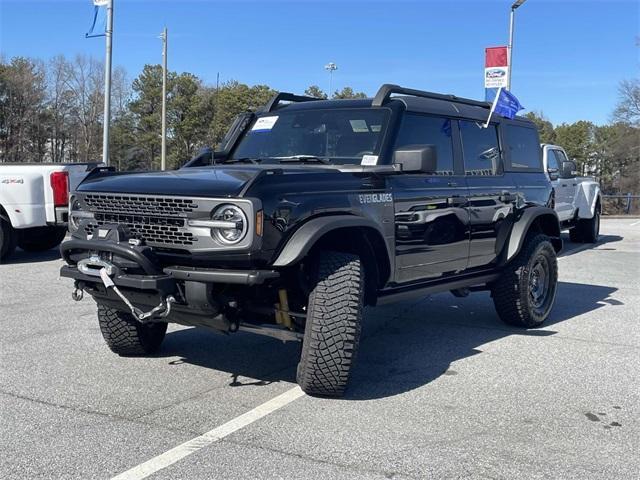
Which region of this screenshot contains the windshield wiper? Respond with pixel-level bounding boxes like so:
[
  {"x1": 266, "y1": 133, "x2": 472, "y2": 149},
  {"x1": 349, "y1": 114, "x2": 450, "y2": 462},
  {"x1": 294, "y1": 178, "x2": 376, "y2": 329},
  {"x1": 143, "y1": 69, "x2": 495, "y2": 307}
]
[
  {"x1": 276, "y1": 155, "x2": 330, "y2": 164},
  {"x1": 224, "y1": 157, "x2": 262, "y2": 164}
]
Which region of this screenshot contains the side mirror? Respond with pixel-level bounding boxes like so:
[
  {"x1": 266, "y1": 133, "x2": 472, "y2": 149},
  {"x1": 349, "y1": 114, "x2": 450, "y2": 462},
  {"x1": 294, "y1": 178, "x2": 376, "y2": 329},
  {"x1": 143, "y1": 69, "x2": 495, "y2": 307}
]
[
  {"x1": 561, "y1": 160, "x2": 577, "y2": 179},
  {"x1": 547, "y1": 167, "x2": 559, "y2": 181},
  {"x1": 393, "y1": 145, "x2": 437, "y2": 173}
]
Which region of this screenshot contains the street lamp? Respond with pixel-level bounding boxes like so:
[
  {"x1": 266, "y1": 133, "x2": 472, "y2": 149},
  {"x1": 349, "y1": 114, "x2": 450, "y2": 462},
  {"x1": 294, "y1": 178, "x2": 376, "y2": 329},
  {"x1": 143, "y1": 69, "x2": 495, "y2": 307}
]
[
  {"x1": 324, "y1": 62, "x2": 337, "y2": 97},
  {"x1": 507, "y1": 0, "x2": 528, "y2": 90}
]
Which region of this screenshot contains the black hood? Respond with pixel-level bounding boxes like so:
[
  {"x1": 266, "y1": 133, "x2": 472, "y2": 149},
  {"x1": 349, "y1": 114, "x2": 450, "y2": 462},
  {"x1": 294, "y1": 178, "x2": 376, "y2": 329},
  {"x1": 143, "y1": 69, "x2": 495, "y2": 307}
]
[{"x1": 77, "y1": 166, "x2": 267, "y2": 197}]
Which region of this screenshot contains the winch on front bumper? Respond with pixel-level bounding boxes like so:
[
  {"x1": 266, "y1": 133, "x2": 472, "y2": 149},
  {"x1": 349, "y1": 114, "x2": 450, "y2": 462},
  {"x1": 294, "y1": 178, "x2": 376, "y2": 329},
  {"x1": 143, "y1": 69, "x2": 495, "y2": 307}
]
[{"x1": 60, "y1": 223, "x2": 281, "y2": 334}]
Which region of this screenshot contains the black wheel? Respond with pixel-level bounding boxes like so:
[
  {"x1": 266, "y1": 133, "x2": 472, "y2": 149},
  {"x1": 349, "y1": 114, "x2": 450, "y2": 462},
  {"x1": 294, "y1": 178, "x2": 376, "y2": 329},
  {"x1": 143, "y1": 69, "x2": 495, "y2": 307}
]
[
  {"x1": 0, "y1": 218, "x2": 17, "y2": 261},
  {"x1": 296, "y1": 251, "x2": 365, "y2": 397},
  {"x1": 491, "y1": 234, "x2": 558, "y2": 328},
  {"x1": 568, "y1": 226, "x2": 583, "y2": 243},
  {"x1": 97, "y1": 303, "x2": 167, "y2": 355},
  {"x1": 576, "y1": 210, "x2": 600, "y2": 244},
  {"x1": 17, "y1": 226, "x2": 67, "y2": 252}
]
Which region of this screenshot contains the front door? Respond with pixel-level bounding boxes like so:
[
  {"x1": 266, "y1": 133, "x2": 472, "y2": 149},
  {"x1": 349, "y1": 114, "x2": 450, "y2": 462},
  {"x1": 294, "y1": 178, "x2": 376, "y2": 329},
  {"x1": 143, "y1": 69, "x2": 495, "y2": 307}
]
[
  {"x1": 552, "y1": 149, "x2": 578, "y2": 221},
  {"x1": 390, "y1": 113, "x2": 470, "y2": 283},
  {"x1": 458, "y1": 119, "x2": 514, "y2": 269}
]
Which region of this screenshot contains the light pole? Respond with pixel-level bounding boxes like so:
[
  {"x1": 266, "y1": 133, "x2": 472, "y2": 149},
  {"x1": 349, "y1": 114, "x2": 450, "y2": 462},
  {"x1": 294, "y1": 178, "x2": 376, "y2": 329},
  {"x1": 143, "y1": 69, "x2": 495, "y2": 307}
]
[
  {"x1": 102, "y1": 0, "x2": 113, "y2": 166},
  {"x1": 507, "y1": 0, "x2": 527, "y2": 91},
  {"x1": 324, "y1": 62, "x2": 337, "y2": 97},
  {"x1": 160, "y1": 26, "x2": 168, "y2": 171}
]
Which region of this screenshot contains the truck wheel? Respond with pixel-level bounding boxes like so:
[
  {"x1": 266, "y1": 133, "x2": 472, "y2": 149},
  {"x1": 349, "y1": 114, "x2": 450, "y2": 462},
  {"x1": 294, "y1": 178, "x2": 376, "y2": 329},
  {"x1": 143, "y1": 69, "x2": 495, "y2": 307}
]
[
  {"x1": 575, "y1": 210, "x2": 600, "y2": 244},
  {"x1": 296, "y1": 251, "x2": 364, "y2": 397},
  {"x1": 17, "y1": 226, "x2": 67, "y2": 252},
  {"x1": 0, "y1": 218, "x2": 17, "y2": 261},
  {"x1": 491, "y1": 234, "x2": 558, "y2": 328},
  {"x1": 97, "y1": 304, "x2": 167, "y2": 355},
  {"x1": 568, "y1": 227, "x2": 583, "y2": 243}
]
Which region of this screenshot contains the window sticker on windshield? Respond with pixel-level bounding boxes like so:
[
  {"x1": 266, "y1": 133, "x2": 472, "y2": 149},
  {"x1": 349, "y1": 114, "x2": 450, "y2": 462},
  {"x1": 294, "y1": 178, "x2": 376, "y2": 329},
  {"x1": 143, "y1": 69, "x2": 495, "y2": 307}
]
[
  {"x1": 349, "y1": 119, "x2": 369, "y2": 133},
  {"x1": 370, "y1": 125, "x2": 381, "y2": 132},
  {"x1": 252, "y1": 116, "x2": 279, "y2": 132},
  {"x1": 361, "y1": 155, "x2": 378, "y2": 166}
]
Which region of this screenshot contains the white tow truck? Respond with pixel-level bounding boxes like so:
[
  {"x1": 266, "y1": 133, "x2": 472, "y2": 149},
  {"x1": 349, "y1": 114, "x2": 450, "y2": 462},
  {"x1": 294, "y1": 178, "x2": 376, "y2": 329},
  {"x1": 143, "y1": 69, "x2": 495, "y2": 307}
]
[
  {"x1": 0, "y1": 163, "x2": 98, "y2": 260},
  {"x1": 542, "y1": 144, "x2": 602, "y2": 243}
]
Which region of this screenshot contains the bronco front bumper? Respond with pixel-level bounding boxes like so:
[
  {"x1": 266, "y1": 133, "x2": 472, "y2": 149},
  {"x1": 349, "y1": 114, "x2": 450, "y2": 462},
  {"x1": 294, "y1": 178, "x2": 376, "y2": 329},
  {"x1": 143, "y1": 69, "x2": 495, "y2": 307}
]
[{"x1": 59, "y1": 234, "x2": 280, "y2": 330}]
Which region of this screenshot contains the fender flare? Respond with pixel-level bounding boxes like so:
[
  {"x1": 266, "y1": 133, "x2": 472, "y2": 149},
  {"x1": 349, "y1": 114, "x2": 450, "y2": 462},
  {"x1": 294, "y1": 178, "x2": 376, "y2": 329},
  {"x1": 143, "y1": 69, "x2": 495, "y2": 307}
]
[
  {"x1": 504, "y1": 207, "x2": 562, "y2": 263},
  {"x1": 272, "y1": 215, "x2": 389, "y2": 267}
]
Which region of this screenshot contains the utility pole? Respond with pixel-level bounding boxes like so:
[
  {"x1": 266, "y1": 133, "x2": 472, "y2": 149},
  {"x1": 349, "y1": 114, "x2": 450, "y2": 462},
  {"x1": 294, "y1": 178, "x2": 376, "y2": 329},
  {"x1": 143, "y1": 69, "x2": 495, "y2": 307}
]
[
  {"x1": 160, "y1": 26, "x2": 168, "y2": 171},
  {"x1": 507, "y1": 0, "x2": 527, "y2": 91},
  {"x1": 324, "y1": 62, "x2": 337, "y2": 98},
  {"x1": 102, "y1": 0, "x2": 114, "y2": 166}
]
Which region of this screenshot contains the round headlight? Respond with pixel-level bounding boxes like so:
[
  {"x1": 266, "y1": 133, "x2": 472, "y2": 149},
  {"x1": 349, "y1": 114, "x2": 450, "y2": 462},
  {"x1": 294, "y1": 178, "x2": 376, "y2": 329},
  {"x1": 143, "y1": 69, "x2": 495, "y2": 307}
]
[
  {"x1": 211, "y1": 204, "x2": 248, "y2": 244},
  {"x1": 69, "y1": 198, "x2": 81, "y2": 232}
]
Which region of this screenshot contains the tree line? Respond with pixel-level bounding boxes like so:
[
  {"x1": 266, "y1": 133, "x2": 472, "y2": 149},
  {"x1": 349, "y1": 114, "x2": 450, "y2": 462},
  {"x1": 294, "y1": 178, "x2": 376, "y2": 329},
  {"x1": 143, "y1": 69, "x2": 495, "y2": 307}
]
[
  {"x1": 1, "y1": 54, "x2": 638, "y2": 194},
  {"x1": 525, "y1": 80, "x2": 639, "y2": 195}
]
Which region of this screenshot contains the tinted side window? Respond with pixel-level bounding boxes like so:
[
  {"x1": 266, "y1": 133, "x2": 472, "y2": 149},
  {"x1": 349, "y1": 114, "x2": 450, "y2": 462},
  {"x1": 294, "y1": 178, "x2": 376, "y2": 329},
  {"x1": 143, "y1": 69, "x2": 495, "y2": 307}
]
[
  {"x1": 504, "y1": 125, "x2": 542, "y2": 170},
  {"x1": 547, "y1": 150, "x2": 559, "y2": 170},
  {"x1": 394, "y1": 114, "x2": 455, "y2": 175},
  {"x1": 459, "y1": 120, "x2": 501, "y2": 176},
  {"x1": 554, "y1": 149, "x2": 568, "y2": 164}
]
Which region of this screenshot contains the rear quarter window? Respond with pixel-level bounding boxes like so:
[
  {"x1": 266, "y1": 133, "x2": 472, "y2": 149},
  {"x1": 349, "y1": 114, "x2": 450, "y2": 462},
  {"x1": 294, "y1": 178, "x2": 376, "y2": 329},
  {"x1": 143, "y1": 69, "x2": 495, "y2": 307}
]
[{"x1": 504, "y1": 124, "x2": 542, "y2": 171}]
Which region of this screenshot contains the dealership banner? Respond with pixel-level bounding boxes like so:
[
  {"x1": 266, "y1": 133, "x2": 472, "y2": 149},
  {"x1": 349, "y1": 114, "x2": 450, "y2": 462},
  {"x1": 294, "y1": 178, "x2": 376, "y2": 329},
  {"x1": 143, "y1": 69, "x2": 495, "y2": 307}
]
[{"x1": 485, "y1": 46, "x2": 509, "y2": 102}]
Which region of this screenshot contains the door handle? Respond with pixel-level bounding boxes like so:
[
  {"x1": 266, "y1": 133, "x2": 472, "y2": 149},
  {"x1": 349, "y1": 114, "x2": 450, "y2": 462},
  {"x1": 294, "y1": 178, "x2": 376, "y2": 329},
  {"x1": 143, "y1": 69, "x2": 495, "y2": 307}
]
[
  {"x1": 447, "y1": 181, "x2": 458, "y2": 187},
  {"x1": 499, "y1": 192, "x2": 517, "y2": 203},
  {"x1": 561, "y1": 184, "x2": 568, "y2": 187},
  {"x1": 447, "y1": 196, "x2": 467, "y2": 207}
]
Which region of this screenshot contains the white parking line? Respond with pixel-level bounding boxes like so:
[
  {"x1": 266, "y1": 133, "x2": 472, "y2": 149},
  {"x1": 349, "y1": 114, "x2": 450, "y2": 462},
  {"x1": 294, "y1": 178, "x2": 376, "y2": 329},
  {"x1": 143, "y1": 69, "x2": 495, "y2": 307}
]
[
  {"x1": 111, "y1": 386, "x2": 305, "y2": 480},
  {"x1": 630, "y1": 220, "x2": 640, "y2": 227}
]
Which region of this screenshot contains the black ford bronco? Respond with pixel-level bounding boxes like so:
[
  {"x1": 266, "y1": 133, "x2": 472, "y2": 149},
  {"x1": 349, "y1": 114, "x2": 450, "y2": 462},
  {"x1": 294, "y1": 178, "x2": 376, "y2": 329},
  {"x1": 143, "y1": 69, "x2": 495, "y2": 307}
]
[{"x1": 60, "y1": 84, "x2": 562, "y2": 397}]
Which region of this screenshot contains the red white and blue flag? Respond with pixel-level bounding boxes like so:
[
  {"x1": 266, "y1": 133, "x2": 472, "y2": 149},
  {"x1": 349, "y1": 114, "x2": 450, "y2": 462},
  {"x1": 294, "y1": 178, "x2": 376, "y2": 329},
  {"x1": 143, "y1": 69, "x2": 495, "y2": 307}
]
[{"x1": 485, "y1": 46, "x2": 509, "y2": 102}]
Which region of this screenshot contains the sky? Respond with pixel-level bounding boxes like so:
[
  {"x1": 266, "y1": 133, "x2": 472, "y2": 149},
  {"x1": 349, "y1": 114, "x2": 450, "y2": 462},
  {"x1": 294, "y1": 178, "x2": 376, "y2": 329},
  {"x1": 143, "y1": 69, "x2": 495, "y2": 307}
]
[{"x1": 0, "y1": 0, "x2": 638, "y2": 126}]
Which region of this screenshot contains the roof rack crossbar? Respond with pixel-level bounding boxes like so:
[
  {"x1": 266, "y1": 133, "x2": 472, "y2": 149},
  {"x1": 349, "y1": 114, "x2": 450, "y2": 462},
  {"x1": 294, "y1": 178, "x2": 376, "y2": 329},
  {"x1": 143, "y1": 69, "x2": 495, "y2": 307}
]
[
  {"x1": 372, "y1": 84, "x2": 490, "y2": 109},
  {"x1": 264, "y1": 92, "x2": 320, "y2": 112}
]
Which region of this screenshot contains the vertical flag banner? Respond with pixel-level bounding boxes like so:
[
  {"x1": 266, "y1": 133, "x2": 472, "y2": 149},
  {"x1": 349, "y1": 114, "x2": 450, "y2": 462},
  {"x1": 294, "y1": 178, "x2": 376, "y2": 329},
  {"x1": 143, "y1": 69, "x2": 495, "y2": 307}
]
[
  {"x1": 485, "y1": 46, "x2": 509, "y2": 102},
  {"x1": 86, "y1": 0, "x2": 109, "y2": 38}
]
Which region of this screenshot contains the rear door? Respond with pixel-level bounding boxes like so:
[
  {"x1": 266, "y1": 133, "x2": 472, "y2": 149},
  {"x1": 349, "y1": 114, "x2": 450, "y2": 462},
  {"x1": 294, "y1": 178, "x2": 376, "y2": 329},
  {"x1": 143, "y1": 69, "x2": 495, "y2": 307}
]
[
  {"x1": 459, "y1": 120, "x2": 516, "y2": 269},
  {"x1": 390, "y1": 113, "x2": 470, "y2": 283}
]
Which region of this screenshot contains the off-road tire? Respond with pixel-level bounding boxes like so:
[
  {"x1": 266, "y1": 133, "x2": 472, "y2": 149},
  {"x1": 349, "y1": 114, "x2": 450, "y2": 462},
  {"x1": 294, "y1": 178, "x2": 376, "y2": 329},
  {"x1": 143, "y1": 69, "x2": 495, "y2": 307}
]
[
  {"x1": 97, "y1": 304, "x2": 167, "y2": 356},
  {"x1": 0, "y1": 218, "x2": 17, "y2": 261},
  {"x1": 17, "y1": 226, "x2": 67, "y2": 252},
  {"x1": 296, "y1": 251, "x2": 365, "y2": 397},
  {"x1": 491, "y1": 234, "x2": 558, "y2": 328}
]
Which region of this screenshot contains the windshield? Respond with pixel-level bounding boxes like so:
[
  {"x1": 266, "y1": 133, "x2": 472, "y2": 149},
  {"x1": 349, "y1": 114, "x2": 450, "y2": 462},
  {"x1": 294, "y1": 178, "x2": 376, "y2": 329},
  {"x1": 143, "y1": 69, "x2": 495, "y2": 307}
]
[{"x1": 230, "y1": 108, "x2": 390, "y2": 165}]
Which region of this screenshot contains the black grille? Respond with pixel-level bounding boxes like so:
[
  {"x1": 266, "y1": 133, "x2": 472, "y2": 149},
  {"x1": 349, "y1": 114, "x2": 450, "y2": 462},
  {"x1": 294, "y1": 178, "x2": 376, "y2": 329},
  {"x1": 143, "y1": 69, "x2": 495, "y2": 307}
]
[
  {"x1": 83, "y1": 193, "x2": 198, "y2": 217},
  {"x1": 84, "y1": 213, "x2": 196, "y2": 246}
]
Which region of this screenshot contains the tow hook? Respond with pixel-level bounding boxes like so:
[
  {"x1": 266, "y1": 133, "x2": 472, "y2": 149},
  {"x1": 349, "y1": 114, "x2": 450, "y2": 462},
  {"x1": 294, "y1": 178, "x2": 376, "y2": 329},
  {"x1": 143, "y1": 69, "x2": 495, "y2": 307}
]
[
  {"x1": 71, "y1": 282, "x2": 84, "y2": 301},
  {"x1": 98, "y1": 268, "x2": 175, "y2": 323}
]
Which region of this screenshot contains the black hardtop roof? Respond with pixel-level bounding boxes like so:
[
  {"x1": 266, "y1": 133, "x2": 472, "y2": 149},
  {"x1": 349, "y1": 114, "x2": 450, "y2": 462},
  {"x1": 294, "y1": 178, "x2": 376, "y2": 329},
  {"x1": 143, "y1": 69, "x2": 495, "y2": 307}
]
[{"x1": 265, "y1": 84, "x2": 533, "y2": 126}]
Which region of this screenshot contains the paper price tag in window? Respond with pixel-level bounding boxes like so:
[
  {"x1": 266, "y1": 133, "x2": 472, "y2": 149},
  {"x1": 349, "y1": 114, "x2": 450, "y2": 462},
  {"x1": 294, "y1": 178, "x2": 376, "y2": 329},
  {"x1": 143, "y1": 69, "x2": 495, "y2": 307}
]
[
  {"x1": 251, "y1": 116, "x2": 279, "y2": 132},
  {"x1": 361, "y1": 155, "x2": 378, "y2": 166},
  {"x1": 349, "y1": 119, "x2": 369, "y2": 133}
]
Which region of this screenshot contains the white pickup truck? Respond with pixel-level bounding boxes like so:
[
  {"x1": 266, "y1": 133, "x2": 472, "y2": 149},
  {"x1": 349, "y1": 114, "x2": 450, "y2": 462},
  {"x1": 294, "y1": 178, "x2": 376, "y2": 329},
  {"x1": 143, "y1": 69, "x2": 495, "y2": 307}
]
[
  {"x1": 542, "y1": 144, "x2": 602, "y2": 243},
  {"x1": 0, "y1": 163, "x2": 98, "y2": 260}
]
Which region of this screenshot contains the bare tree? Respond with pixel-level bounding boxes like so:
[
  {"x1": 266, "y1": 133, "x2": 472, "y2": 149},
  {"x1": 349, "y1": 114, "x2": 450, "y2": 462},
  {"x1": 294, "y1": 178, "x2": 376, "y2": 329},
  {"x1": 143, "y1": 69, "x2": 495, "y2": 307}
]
[
  {"x1": 612, "y1": 79, "x2": 640, "y2": 126},
  {"x1": 63, "y1": 55, "x2": 104, "y2": 162}
]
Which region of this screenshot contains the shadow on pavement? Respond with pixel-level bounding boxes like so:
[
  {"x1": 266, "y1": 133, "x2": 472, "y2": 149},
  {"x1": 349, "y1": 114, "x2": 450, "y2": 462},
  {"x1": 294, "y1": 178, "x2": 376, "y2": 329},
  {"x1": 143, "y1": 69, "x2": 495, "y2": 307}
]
[
  {"x1": 1, "y1": 248, "x2": 61, "y2": 265},
  {"x1": 559, "y1": 234, "x2": 623, "y2": 258},
  {"x1": 159, "y1": 280, "x2": 620, "y2": 400}
]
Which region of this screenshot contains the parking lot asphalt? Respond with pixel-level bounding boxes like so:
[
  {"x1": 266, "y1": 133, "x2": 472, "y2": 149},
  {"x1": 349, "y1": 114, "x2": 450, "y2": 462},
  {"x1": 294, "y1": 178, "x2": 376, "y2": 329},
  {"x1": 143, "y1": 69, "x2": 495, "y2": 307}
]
[{"x1": 1, "y1": 218, "x2": 639, "y2": 480}]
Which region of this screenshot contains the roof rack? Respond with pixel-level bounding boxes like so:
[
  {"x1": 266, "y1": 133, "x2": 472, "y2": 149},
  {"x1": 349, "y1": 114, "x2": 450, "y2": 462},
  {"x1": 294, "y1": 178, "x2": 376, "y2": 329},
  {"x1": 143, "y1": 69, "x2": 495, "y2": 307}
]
[
  {"x1": 264, "y1": 92, "x2": 320, "y2": 112},
  {"x1": 372, "y1": 84, "x2": 490, "y2": 109}
]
